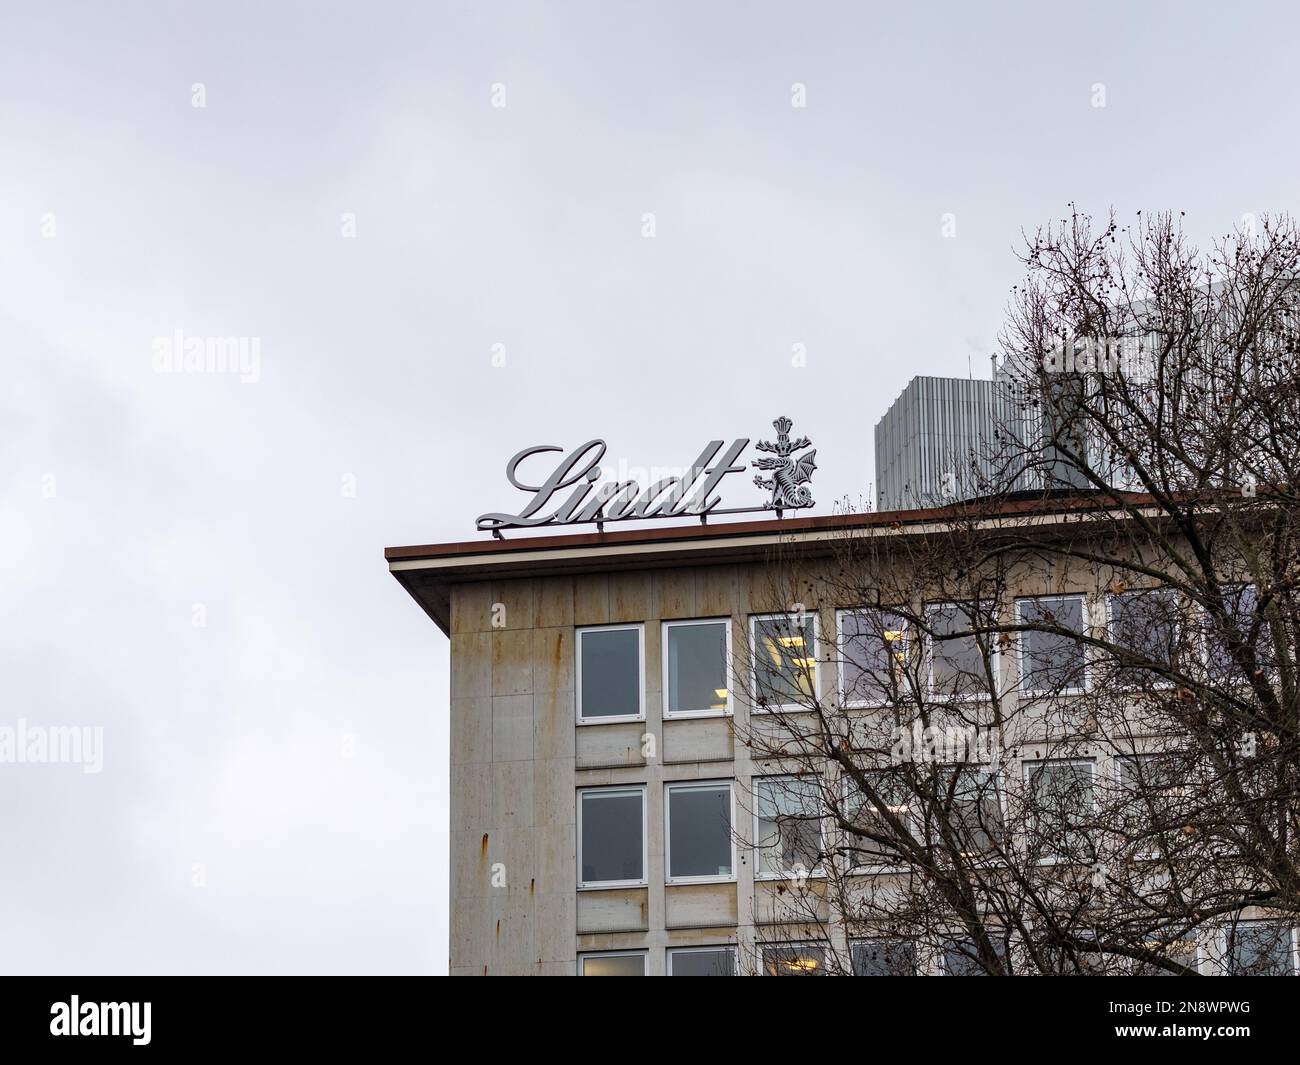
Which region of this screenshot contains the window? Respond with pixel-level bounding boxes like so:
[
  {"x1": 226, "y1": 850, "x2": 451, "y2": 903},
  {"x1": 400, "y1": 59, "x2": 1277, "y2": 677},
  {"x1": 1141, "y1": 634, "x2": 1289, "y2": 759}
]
[
  {"x1": 1107, "y1": 588, "x2": 1180, "y2": 687},
  {"x1": 755, "y1": 776, "x2": 823, "y2": 878},
  {"x1": 663, "y1": 619, "x2": 731, "y2": 718},
  {"x1": 1031, "y1": 930, "x2": 1106, "y2": 975},
  {"x1": 579, "y1": 951, "x2": 646, "y2": 976},
  {"x1": 1225, "y1": 920, "x2": 1298, "y2": 976},
  {"x1": 1016, "y1": 595, "x2": 1087, "y2": 694},
  {"x1": 577, "y1": 786, "x2": 646, "y2": 888},
  {"x1": 939, "y1": 767, "x2": 1004, "y2": 857},
  {"x1": 1131, "y1": 938, "x2": 1200, "y2": 976},
  {"x1": 750, "y1": 613, "x2": 818, "y2": 710},
  {"x1": 665, "y1": 781, "x2": 734, "y2": 883},
  {"x1": 1203, "y1": 584, "x2": 1268, "y2": 684},
  {"x1": 761, "y1": 943, "x2": 827, "y2": 976},
  {"x1": 844, "y1": 771, "x2": 913, "y2": 870},
  {"x1": 667, "y1": 946, "x2": 736, "y2": 976},
  {"x1": 942, "y1": 936, "x2": 1008, "y2": 976},
  {"x1": 1023, "y1": 759, "x2": 1096, "y2": 864},
  {"x1": 576, "y1": 624, "x2": 644, "y2": 723},
  {"x1": 1117, "y1": 753, "x2": 1185, "y2": 860},
  {"x1": 851, "y1": 939, "x2": 917, "y2": 975},
  {"x1": 837, "y1": 607, "x2": 908, "y2": 706},
  {"x1": 927, "y1": 602, "x2": 995, "y2": 698}
]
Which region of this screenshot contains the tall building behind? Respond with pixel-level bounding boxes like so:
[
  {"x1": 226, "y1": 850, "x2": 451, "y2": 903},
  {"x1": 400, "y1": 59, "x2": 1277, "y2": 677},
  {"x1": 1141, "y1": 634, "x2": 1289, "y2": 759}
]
[{"x1": 873, "y1": 376, "x2": 1031, "y2": 512}]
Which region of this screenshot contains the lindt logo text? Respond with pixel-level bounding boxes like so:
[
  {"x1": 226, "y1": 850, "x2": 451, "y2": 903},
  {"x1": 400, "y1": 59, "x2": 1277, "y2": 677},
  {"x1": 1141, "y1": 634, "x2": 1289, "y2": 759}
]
[
  {"x1": 475, "y1": 416, "x2": 819, "y2": 534},
  {"x1": 476, "y1": 439, "x2": 749, "y2": 531}
]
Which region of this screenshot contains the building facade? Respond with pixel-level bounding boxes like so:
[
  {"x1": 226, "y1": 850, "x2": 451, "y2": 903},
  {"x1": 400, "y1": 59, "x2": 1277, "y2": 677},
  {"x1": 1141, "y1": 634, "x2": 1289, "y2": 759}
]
[{"x1": 388, "y1": 506, "x2": 1299, "y2": 977}]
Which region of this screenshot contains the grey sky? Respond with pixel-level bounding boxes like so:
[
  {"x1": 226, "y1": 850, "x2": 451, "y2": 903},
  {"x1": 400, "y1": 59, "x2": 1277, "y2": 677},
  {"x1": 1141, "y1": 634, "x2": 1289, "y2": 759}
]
[{"x1": 3, "y1": 1, "x2": 1297, "y2": 973}]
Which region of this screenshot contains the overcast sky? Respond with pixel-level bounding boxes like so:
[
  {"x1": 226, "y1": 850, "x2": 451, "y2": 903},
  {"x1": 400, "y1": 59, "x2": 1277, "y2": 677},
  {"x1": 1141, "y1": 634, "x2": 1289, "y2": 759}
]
[{"x1": 4, "y1": 1, "x2": 1299, "y2": 974}]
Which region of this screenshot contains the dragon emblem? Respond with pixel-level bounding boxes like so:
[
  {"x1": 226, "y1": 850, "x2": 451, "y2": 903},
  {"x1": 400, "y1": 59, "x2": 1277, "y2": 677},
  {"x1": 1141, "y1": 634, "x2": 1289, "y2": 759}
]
[{"x1": 753, "y1": 416, "x2": 817, "y2": 510}]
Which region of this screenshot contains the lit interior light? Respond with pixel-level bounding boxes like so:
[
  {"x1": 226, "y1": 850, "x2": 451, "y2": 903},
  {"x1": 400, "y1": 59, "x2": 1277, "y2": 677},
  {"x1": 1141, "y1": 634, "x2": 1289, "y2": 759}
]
[
  {"x1": 778, "y1": 636, "x2": 805, "y2": 647},
  {"x1": 714, "y1": 688, "x2": 729, "y2": 700}
]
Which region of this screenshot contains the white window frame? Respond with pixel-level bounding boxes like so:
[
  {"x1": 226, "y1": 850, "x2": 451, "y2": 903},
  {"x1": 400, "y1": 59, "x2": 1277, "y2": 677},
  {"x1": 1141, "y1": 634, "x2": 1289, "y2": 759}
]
[
  {"x1": 939, "y1": 764, "x2": 1007, "y2": 862},
  {"x1": 938, "y1": 932, "x2": 1009, "y2": 976},
  {"x1": 1104, "y1": 588, "x2": 1180, "y2": 690},
  {"x1": 664, "y1": 779, "x2": 737, "y2": 885},
  {"x1": 749, "y1": 611, "x2": 820, "y2": 714},
  {"x1": 1128, "y1": 935, "x2": 1203, "y2": 976},
  {"x1": 753, "y1": 774, "x2": 826, "y2": 881},
  {"x1": 666, "y1": 945, "x2": 737, "y2": 976},
  {"x1": 576, "y1": 785, "x2": 648, "y2": 890},
  {"x1": 759, "y1": 941, "x2": 830, "y2": 976},
  {"x1": 576, "y1": 622, "x2": 646, "y2": 725},
  {"x1": 578, "y1": 950, "x2": 647, "y2": 976},
  {"x1": 1199, "y1": 582, "x2": 1265, "y2": 688},
  {"x1": 925, "y1": 601, "x2": 999, "y2": 701},
  {"x1": 842, "y1": 771, "x2": 913, "y2": 874},
  {"x1": 849, "y1": 937, "x2": 919, "y2": 976},
  {"x1": 1218, "y1": 920, "x2": 1300, "y2": 976},
  {"x1": 661, "y1": 617, "x2": 733, "y2": 719},
  {"x1": 1022, "y1": 757, "x2": 1097, "y2": 866},
  {"x1": 836, "y1": 606, "x2": 909, "y2": 710},
  {"x1": 1014, "y1": 593, "x2": 1089, "y2": 696},
  {"x1": 1115, "y1": 751, "x2": 1186, "y2": 862}
]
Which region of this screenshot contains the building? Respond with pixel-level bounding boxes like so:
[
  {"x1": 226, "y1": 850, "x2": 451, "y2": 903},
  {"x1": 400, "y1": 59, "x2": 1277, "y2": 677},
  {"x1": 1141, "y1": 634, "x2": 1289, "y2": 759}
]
[
  {"x1": 872, "y1": 375, "x2": 1027, "y2": 511},
  {"x1": 872, "y1": 368, "x2": 1118, "y2": 512},
  {"x1": 386, "y1": 497, "x2": 1299, "y2": 976},
  {"x1": 388, "y1": 513, "x2": 858, "y2": 976}
]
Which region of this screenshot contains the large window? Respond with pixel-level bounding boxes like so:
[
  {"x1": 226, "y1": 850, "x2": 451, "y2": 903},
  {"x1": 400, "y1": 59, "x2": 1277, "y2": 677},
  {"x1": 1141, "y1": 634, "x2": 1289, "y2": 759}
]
[
  {"x1": 667, "y1": 947, "x2": 736, "y2": 976},
  {"x1": 663, "y1": 619, "x2": 731, "y2": 718},
  {"x1": 844, "y1": 771, "x2": 913, "y2": 870},
  {"x1": 851, "y1": 939, "x2": 917, "y2": 976},
  {"x1": 1015, "y1": 595, "x2": 1087, "y2": 694},
  {"x1": 927, "y1": 602, "x2": 995, "y2": 698},
  {"x1": 1023, "y1": 759, "x2": 1096, "y2": 864},
  {"x1": 754, "y1": 776, "x2": 823, "y2": 879},
  {"x1": 837, "y1": 607, "x2": 908, "y2": 706},
  {"x1": 1031, "y1": 931, "x2": 1106, "y2": 975},
  {"x1": 577, "y1": 786, "x2": 646, "y2": 889},
  {"x1": 941, "y1": 936, "x2": 1007, "y2": 976},
  {"x1": 1107, "y1": 588, "x2": 1180, "y2": 687},
  {"x1": 761, "y1": 943, "x2": 827, "y2": 976},
  {"x1": 665, "y1": 781, "x2": 734, "y2": 883},
  {"x1": 1224, "y1": 920, "x2": 1298, "y2": 976},
  {"x1": 1130, "y1": 938, "x2": 1201, "y2": 976},
  {"x1": 1117, "y1": 753, "x2": 1185, "y2": 860},
  {"x1": 939, "y1": 767, "x2": 1004, "y2": 857},
  {"x1": 579, "y1": 951, "x2": 646, "y2": 976},
  {"x1": 750, "y1": 613, "x2": 818, "y2": 711},
  {"x1": 576, "y1": 624, "x2": 644, "y2": 723},
  {"x1": 1203, "y1": 584, "x2": 1267, "y2": 684}
]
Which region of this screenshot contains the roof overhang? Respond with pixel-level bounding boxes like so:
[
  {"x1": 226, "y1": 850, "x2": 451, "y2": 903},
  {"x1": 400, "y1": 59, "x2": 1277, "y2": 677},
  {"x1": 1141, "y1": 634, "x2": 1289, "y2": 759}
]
[{"x1": 385, "y1": 495, "x2": 1147, "y2": 635}]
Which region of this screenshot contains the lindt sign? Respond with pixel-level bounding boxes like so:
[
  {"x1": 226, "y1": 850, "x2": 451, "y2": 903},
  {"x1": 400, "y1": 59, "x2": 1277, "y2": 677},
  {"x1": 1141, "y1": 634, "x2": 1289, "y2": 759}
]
[{"x1": 476, "y1": 416, "x2": 818, "y2": 535}]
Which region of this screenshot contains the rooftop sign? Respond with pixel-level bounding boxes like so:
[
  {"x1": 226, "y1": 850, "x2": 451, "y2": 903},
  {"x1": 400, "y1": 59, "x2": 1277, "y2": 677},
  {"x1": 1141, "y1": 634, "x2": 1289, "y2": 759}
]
[{"x1": 476, "y1": 416, "x2": 818, "y2": 536}]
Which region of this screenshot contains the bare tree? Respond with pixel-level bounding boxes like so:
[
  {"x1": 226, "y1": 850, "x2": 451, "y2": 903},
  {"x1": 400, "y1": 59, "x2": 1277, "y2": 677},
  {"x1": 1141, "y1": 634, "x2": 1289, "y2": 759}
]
[{"x1": 731, "y1": 210, "x2": 1300, "y2": 975}]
